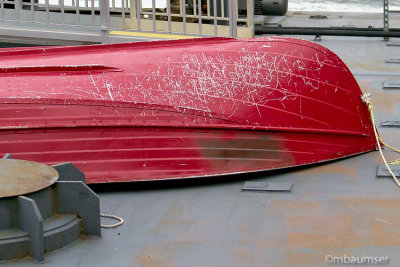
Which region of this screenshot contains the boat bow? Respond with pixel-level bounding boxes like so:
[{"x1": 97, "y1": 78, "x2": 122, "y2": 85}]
[{"x1": 0, "y1": 37, "x2": 376, "y2": 183}]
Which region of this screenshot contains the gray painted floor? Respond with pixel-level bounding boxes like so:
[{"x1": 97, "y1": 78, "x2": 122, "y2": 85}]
[{"x1": 4, "y1": 12, "x2": 400, "y2": 267}]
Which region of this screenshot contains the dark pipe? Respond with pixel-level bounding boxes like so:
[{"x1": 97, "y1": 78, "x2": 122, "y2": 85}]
[
  {"x1": 255, "y1": 26, "x2": 400, "y2": 38},
  {"x1": 273, "y1": 26, "x2": 400, "y2": 32}
]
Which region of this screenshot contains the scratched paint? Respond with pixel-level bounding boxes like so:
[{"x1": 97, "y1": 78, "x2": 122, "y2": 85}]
[
  {"x1": 0, "y1": 38, "x2": 368, "y2": 131},
  {"x1": 0, "y1": 37, "x2": 377, "y2": 183}
]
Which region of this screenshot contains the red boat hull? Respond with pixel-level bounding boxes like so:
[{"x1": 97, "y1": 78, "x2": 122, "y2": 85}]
[{"x1": 0, "y1": 37, "x2": 376, "y2": 183}]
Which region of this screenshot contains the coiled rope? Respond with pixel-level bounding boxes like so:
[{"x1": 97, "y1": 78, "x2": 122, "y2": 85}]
[
  {"x1": 100, "y1": 213, "x2": 124, "y2": 228},
  {"x1": 362, "y1": 93, "x2": 400, "y2": 187}
]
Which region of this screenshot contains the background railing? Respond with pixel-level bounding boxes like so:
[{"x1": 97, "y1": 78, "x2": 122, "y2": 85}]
[
  {"x1": 383, "y1": 0, "x2": 400, "y2": 31},
  {"x1": 127, "y1": 0, "x2": 253, "y2": 37},
  {"x1": 0, "y1": 0, "x2": 254, "y2": 43}
]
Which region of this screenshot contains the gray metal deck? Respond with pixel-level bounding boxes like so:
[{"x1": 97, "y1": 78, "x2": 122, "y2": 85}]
[{"x1": 3, "y1": 12, "x2": 400, "y2": 267}]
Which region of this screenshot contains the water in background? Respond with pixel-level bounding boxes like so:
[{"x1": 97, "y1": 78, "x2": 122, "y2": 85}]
[
  {"x1": 289, "y1": 0, "x2": 400, "y2": 13},
  {"x1": 41, "y1": 0, "x2": 400, "y2": 13}
]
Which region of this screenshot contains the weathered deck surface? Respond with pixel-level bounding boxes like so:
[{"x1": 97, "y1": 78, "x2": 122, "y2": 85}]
[{"x1": 5, "y1": 12, "x2": 400, "y2": 267}]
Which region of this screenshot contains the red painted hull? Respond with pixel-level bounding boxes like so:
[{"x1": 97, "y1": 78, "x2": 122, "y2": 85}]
[{"x1": 0, "y1": 37, "x2": 376, "y2": 183}]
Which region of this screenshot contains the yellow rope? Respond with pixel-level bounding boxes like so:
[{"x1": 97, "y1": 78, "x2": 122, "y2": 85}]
[
  {"x1": 377, "y1": 134, "x2": 400, "y2": 155},
  {"x1": 389, "y1": 159, "x2": 400, "y2": 165},
  {"x1": 362, "y1": 93, "x2": 400, "y2": 187},
  {"x1": 377, "y1": 126, "x2": 400, "y2": 164}
]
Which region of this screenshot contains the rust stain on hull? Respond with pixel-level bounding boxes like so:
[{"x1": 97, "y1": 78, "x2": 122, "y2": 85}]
[{"x1": 0, "y1": 37, "x2": 377, "y2": 183}]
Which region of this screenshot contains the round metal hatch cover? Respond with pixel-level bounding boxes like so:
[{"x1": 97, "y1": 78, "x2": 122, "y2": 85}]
[{"x1": 0, "y1": 159, "x2": 59, "y2": 198}]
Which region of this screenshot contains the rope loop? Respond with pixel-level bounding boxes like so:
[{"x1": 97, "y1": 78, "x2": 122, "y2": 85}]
[{"x1": 100, "y1": 213, "x2": 124, "y2": 229}]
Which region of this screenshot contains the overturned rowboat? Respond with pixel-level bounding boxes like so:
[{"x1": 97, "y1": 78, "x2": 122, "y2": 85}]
[{"x1": 0, "y1": 37, "x2": 376, "y2": 183}]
